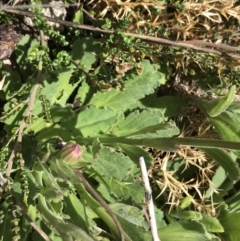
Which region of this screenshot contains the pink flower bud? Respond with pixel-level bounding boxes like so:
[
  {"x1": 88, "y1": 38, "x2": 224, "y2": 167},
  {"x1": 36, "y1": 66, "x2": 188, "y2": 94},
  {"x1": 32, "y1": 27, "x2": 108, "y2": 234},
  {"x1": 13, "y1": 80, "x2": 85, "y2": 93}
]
[{"x1": 60, "y1": 142, "x2": 82, "y2": 164}]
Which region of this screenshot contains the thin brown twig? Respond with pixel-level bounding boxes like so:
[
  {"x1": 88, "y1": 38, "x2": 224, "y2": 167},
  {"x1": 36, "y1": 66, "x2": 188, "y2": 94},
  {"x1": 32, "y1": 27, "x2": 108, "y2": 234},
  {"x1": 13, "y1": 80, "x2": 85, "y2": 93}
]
[
  {"x1": 3, "y1": 8, "x2": 240, "y2": 59},
  {"x1": 6, "y1": 31, "x2": 45, "y2": 177}
]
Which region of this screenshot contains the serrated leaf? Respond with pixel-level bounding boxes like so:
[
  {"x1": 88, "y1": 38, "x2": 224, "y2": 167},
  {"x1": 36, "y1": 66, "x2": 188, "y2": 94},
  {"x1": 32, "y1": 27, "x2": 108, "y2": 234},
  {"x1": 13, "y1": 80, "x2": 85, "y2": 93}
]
[
  {"x1": 89, "y1": 60, "x2": 166, "y2": 110},
  {"x1": 110, "y1": 203, "x2": 149, "y2": 230},
  {"x1": 127, "y1": 121, "x2": 179, "y2": 139},
  {"x1": 93, "y1": 147, "x2": 132, "y2": 181},
  {"x1": 97, "y1": 176, "x2": 144, "y2": 203},
  {"x1": 198, "y1": 86, "x2": 235, "y2": 117},
  {"x1": 107, "y1": 204, "x2": 151, "y2": 241},
  {"x1": 112, "y1": 109, "x2": 165, "y2": 136},
  {"x1": 65, "y1": 105, "x2": 118, "y2": 137}
]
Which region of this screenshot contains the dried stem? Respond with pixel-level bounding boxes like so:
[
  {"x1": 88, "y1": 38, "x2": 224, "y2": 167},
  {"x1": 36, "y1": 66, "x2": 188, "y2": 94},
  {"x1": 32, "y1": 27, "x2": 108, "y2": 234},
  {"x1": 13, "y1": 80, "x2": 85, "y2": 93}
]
[
  {"x1": 3, "y1": 8, "x2": 240, "y2": 59},
  {"x1": 139, "y1": 156, "x2": 160, "y2": 241}
]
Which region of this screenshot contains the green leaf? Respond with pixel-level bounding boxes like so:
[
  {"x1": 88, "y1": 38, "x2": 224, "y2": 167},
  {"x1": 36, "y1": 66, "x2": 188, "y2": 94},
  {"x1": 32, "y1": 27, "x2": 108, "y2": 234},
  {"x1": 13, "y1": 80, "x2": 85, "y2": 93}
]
[
  {"x1": 198, "y1": 85, "x2": 235, "y2": 117},
  {"x1": 119, "y1": 144, "x2": 153, "y2": 169},
  {"x1": 200, "y1": 148, "x2": 240, "y2": 180},
  {"x1": 112, "y1": 109, "x2": 165, "y2": 136},
  {"x1": 89, "y1": 60, "x2": 166, "y2": 110},
  {"x1": 42, "y1": 66, "x2": 79, "y2": 105},
  {"x1": 219, "y1": 212, "x2": 240, "y2": 241},
  {"x1": 200, "y1": 214, "x2": 224, "y2": 233},
  {"x1": 205, "y1": 166, "x2": 232, "y2": 199},
  {"x1": 64, "y1": 193, "x2": 89, "y2": 233},
  {"x1": 93, "y1": 147, "x2": 133, "y2": 181},
  {"x1": 170, "y1": 210, "x2": 202, "y2": 221},
  {"x1": 110, "y1": 203, "x2": 149, "y2": 230},
  {"x1": 207, "y1": 103, "x2": 240, "y2": 149},
  {"x1": 50, "y1": 103, "x2": 75, "y2": 123},
  {"x1": 72, "y1": 37, "x2": 100, "y2": 70},
  {"x1": 96, "y1": 176, "x2": 145, "y2": 204},
  {"x1": 127, "y1": 121, "x2": 179, "y2": 139},
  {"x1": 159, "y1": 221, "x2": 221, "y2": 241},
  {"x1": 66, "y1": 105, "x2": 118, "y2": 137},
  {"x1": 109, "y1": 204, "x2": 152, "y2": 241}
]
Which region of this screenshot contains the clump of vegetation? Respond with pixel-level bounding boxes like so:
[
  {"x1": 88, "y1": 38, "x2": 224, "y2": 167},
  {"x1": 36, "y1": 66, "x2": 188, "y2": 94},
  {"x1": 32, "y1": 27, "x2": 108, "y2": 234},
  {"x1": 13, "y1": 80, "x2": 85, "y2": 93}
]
[{"x1": 0, "y1": 1, "x2": 240, "y2": 241}]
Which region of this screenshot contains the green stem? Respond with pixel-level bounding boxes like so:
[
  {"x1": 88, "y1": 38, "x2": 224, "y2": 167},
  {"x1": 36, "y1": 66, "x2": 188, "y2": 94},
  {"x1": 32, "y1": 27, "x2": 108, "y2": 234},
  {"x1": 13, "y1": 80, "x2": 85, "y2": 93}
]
[{"x1": 75, "y1": 136, "x2": 240, "y2": 152}]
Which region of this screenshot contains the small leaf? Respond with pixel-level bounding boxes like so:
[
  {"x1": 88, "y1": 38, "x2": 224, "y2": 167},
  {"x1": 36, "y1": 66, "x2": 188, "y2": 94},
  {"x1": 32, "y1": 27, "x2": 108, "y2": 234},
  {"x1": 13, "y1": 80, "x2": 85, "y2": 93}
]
[
  {"x1": 198, "y1": 85, "x2": 235, "y2": 117},
  {"x1": 180, "y1": 196, "x2": 193, "y2": 209}
]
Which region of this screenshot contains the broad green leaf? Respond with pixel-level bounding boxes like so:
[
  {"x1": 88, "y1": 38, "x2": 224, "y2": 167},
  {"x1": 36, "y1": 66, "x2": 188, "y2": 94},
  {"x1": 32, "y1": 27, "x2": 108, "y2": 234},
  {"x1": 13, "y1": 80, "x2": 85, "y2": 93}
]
[
  {"x1": 200, "y1": 148, "x2": 240, "y2": 180},
  {"x1": 112, "y1": 109, "x2": 165, "y2": 136},
  {"x1": 42, "y1": 66, "x2": 79, "y2": 105},
  {"x1": 96, "y1": 176, "x2": 145, "y2": 204},
  {"x1": 93, "y1": 147, "x2": 133, "y2": 181},
  {"x1": 199, "y1": 214, "x2": 224, "y2": 233},
  {"x1": 219, "y1": 212, "x2": 240, "y2": 241},
  {"x1": 89, "y1": 60, "x2": 166, "y2": 110},
  {"x1": 63, "y1": 105, "x2": 118, "y2": 137},
  {"x1": 125, "y1": 94, "x2": 189, "y2": 117},
  {"x1": 108, "y1": 204, "x2": 152, "y2": 241},
  {"x1": 71, "y1": 37, "x2": 100, "y2": 70},
  {"x1": 15, "y1": 34, "x2": 40, "y2": 79},
  {"x1": 198, "y1": 85, "x2": 235, "y2": 117},
  {"x1": 159, "y1": 221, "x2": 221, "y2": 241},
  {"x1": 127, "y1": 121, "x2": 179, "y2": 139},
  {"x1": 50, "y1": 103, "x2": 75, "y2": 123},
  {"x1": 110, "y1": 203, "x2": 149, "y2": 230}
]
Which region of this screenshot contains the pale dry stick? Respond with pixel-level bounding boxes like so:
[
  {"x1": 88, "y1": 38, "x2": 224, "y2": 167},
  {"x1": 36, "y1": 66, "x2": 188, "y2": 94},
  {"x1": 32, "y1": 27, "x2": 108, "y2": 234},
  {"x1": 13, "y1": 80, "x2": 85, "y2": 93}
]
[
  {"x1": 6, "y1": 31, "x2": 45, "y2": 177},
  {"x1": 179, "y1": 40, "x2": 240, "y2": 52},
  {"x1": 3, "y1": 8, "x2": 240, "y2": 59},
  {"x1": 139, "y1": 156, "x2": 160, "y2": 241}
]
